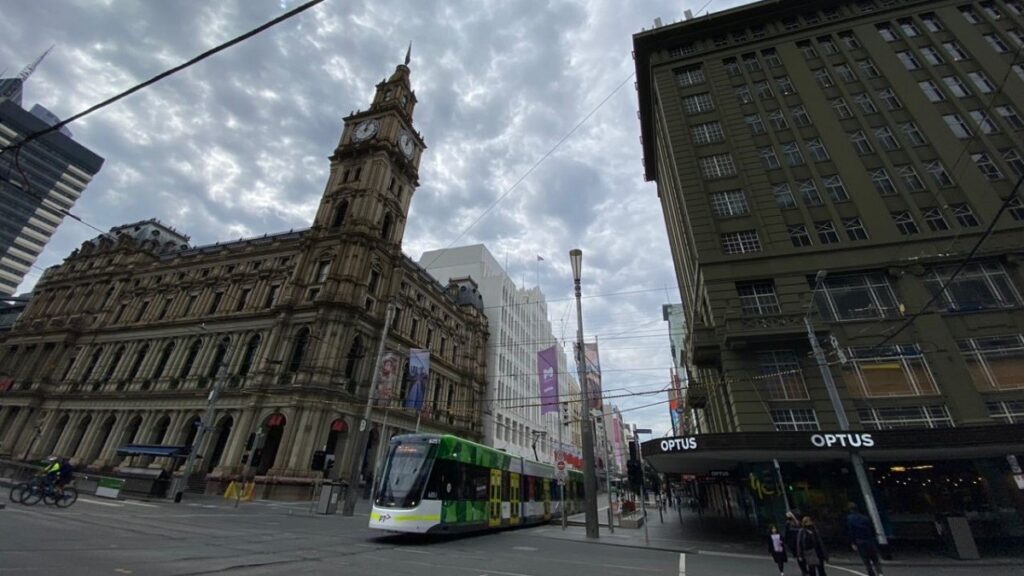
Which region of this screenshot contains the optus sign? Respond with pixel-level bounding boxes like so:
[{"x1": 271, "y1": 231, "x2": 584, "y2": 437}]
[
  {"x1": 660, "y1": 437, "x2": 698, "y2": 452},
  {"x1": 810, "y1": 433, "x2": 875, "y2": 448}
]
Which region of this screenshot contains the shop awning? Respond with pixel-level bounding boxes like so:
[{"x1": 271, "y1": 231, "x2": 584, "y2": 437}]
[
  {"x1": 642, "y1": 424, "x2": 1024, "y2": 475},
  {"x1": 116, "y1": 444, "x2": 190, "y2": 458}
]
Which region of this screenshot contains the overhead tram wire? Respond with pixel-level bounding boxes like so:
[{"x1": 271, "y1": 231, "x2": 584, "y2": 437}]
[
  {"x1": 0, "y1": 0, "x2": 327, "y2": 156},
  {"x1": 868, "y1": 173, "x2": 1023, "y2": 351}
]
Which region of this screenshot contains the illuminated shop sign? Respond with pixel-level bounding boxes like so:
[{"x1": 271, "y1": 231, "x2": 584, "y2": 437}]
[
  {"x1": 810, "y1": 433, "x2": 875, "y2": 448},
  {"x1": 660, "y1": 437, "x2": 698, "y2": 452}
]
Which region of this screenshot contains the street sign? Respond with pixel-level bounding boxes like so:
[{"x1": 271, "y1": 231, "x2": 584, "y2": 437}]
[{"x1": 635, "y1": 428, "x2": 652, "y2": 434}]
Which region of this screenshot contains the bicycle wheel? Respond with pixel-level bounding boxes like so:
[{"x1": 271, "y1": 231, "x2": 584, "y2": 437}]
[
  {"x1": 9, "y1": 482, "x2": 29, "y2": 503},
  {"x1": 21, "y1": 484, "x2": 44, "y2": 506},
  {"x1": 43, "y1": 490, "x2": 57, "y2": 505},
  {"x1": 54, "y1": 486, "x2": 78, "y2": 508}
]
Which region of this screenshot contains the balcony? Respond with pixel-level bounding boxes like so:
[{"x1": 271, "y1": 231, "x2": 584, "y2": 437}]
[
  {"x1": 685, "y1": 382, "x2": 709, "y2": 409},
  {"x1": 690, "y1": 323, "x2": 720, "y2": 364},
  {"x1": 723, "y1": 312, "x2": 806, "y2": 349}
]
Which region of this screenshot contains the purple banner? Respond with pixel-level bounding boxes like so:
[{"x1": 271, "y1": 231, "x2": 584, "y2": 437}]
[{"x1": 538, "y1": 345, "x2": 559, "y2": 414}]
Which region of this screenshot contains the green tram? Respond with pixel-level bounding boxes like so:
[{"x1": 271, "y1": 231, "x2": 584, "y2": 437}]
[{"x1": 369, "y1": 433, "x2": 584, "y2": 534}]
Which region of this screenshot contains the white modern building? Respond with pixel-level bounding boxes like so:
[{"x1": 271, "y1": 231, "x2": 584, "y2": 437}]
[{"x1": 419, "y1": 244, "x2": 582, "y2": 465}]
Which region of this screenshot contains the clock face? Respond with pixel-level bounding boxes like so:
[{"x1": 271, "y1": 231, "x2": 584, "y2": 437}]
[
  {"x1": 399, "y1": 131, "x2": 415, "y2": 158},
  {"x1": 352, "y1": 119, "x2": 379, "y2": 142}
]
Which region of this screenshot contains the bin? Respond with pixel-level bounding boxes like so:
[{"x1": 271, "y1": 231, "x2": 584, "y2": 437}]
[{"x1": 316, "y1": 481, "x2": 346, "y2": 515}]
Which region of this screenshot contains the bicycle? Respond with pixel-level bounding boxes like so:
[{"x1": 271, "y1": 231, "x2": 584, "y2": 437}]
[{"x1": 11, "y1": 476, "x2": 78, "y2": 507}]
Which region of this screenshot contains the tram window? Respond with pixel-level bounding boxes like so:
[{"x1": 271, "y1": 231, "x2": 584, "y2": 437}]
[
  {"x1": 426, "y1": 459, "x2": 457, "y2": 500},
  {"x1": 501, "y1": 471, "x2": 510, "y2": 501}
]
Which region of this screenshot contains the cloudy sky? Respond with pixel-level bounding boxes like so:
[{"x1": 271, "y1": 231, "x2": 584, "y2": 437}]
[{"x1": 3, "y1": 0, "x2": 747, "y2": 437}]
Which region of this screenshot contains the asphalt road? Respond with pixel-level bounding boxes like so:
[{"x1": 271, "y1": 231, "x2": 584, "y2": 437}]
[{"x1": 1, "y1": 494, "x2": 1021, "y2": 576}]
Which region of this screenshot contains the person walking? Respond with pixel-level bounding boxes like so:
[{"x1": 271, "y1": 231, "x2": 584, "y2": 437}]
[
  {"x1": 783, "y1": 511, "x2": 807, "y2": 576},
  {"x1": 797, "y1": 516, "x2": 828, "y2": 576},
  {"x1": 845, "y1": 503, "x2": 884, "y2": 576},
  {"x1": 768, "y1": 524, "x2": 788, "y2": 576}
]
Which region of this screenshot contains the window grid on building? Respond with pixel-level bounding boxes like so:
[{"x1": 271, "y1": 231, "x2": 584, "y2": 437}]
[
  {"x1": 843, "y1": 217, "x2": 869, "y2": 240},
  {"x1": 691, "y1": 121, "x2": 725, "y2": 145},
  {"x1": 893, "y1": 210, "x2": 919, "y2": 235},
  {"x1": 987, "y1": 400, "x2": 1024, "y2": 423},
  {"x1": 772, "y1": 409, "x2": 820, "y2": 431},
  {"x1": 699, "y1": 154, "x2": 736, "y2": 179},
  {"x1": 843, "y1": 344, "x2": 938, "y2": 398},
  {"x1": 816, "y1": 272, "x2": 900, "y2": 320},
  {"x1": 959, "y1": 335, "x2": 1024, "y2": 392},
  {"x1": 709, "y1": 189, "x2": 749, "y2": 217},
  {"x1": 737, "y1": 280, "x2": 781, "y2": 314},
  {"x1": 721, "y1": 230, "x2": 762, "y2": 254},
  {"x1": 816, "y1": 220, "x2": 841, "y2": 244},
  {"x1": 674, "y1": 65, "x2": 706, "y2": 87},
  {"x1": 858, "y1": 405, "x2": 954, "y2": 429},
  {"x1": 922, "y1": 207, "x2": 950, "y2": 231},
  {"x1": 759, "y1": 351, "x2": 809, "y2": 400},
  {"x1": 789, "y1": 224, "x2": 813, "y2": 247},
  {"x1": 924, "y1": 261, "x2": 1022, "y2": 311}
]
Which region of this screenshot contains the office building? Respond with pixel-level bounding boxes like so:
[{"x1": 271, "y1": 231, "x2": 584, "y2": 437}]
[
  {"x1": 419, "y1": 244, "x2": 583, "y2": 465},
  {"x1": 0, "y1": 49, "x2": 104, "y2": 296},
  {"x1": 634, "y1": 0, "x2": 1024, "y2": 541}
]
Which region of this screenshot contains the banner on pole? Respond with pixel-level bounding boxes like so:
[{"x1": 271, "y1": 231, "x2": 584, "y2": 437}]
[
  {"x1": 404, "y1": 349, "x2": 430, "y2": 410},
  {"x1": 584, "y1": 342, "x2": 603, "y2": 410},
  {"x1": 538, "y1": 345, "x2": 559, "y2": 414},
  {"x1": 375, "y1": 351, "x2": 400, "y2": 407}
]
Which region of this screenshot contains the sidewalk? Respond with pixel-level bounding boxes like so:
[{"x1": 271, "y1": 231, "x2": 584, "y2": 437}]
[{"x1": 539, "y1": 504, "x2": 1024, "y2": 568}]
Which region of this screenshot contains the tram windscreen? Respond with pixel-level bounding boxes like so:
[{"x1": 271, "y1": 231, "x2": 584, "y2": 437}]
[{"x1": 374, "y1": 441, "x2": 434, "y2": 508}]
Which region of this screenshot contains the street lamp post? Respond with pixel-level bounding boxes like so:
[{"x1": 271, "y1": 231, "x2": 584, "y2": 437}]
[
  {"x1": 570, "y1": 248, "x2": 600, "y2": 539},
  {"x1": 806, "y1": 271, "x2": 888, "y2": 549}
]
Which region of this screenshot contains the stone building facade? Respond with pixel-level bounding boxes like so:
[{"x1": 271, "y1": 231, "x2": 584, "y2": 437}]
[{"x1": 0, "y1": 60, "x2": 489, "y2": 499}]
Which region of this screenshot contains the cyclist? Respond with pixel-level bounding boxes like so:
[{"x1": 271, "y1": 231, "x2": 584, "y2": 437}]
[
  {"x1": 41, "y1": 455, "x2": 61, "y2": 488},
  {"x1": 56, "y1": 457, "x2": 75, "y2": 494}
]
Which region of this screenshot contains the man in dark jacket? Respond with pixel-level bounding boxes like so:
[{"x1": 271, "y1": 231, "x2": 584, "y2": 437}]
[
  {"x1": 783, "y1": 510, "x2": 807, "y2": 576},
  {"x1": 845, "y1": 503, "x2": 883, "y2": 576}
]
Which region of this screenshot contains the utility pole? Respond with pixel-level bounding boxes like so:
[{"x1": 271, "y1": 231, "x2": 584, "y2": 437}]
[
  {"x1": 174, "y1": 343, "x2": 233, "y2": 503},
  {"x1": 341, "y1": 302, "x2": 395, "y2": 516},
  {"x1": 570, "y1": 248, "x2": 600, "y2": 539},
  {"x1": 804, "y1": 284, "x2": 888, "y2": 548},
  {"x1": 559, "y1": 401, "x2": 567, "y2": 530},
  {"x1": 634, "y1": 425, "x2": 652, "y2": 545},
  {"x1": 593, "y1": 409, "x2": 615, "y2": 533}
]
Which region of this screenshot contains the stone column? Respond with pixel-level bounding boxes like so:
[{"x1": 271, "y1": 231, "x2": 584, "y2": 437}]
[
  {"x1": 52, "y1": 412, "x2": 83, "y2": 456},
  {"x1": 97, "y1": 412, "x2": 129, "y2": 465},
  {"x1": 11, "y1": 407, "x2": 41, "y2": 457},
  {"x1": 267, "y1": 409, "x2": 300, "y2": 476},
  {"x1": 285, "y1": 406, "x2": 325, "y2": 472},
  {"x1": 220, "y1": 408, "x2": 256, "y2": 473},
  {"x1": 73, "y1": 411, "x2": 105, "y2": 462}
]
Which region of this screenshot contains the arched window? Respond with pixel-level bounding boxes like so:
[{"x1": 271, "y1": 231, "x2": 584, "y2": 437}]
[
  {"x1": 154, "y1": 342, "x2": 175, "y2": 379},
  {"x1": 127, "y1": 344, "x2": 149, "y2": 381},
  {"x1": 344, "y1": 336, "x2": 364, "y2": 379},
  {"x1": 381, "y1": 212, "x2": 393, "y2": 240},
  {"x1": 104, "y1": 346, "x2": 125, "y2": 380},
  {"x1": 180, "y1": 339, "x2": 203, "y2": 378},
  {"x1": 330, "y1": 200, "x2": 348, "y2": 229},
  {"x1": 238, "y1": 335, "x2": 261, "y2": 376},
  {"x1": 81, "y1": 348, "x2": 103, "y2": 381},
  {"x1": 287, "y1": 328, "x2": 310, "y2": 373},
  {"x1": 61, "y1": 348, "x2": 80, "y2": 381},
  {"x1": 207, "y1": 337, "x2": 230, "y2": 378}
]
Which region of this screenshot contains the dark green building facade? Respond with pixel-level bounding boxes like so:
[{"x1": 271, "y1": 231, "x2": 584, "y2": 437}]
[{"x1": 635, "y1": 0, "x2": 1024, "y2": 434}]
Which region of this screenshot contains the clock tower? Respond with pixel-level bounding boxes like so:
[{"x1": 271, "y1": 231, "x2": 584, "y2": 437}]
[{"x1": 312, "y1": 54, "x2": 425, "y2": 247}]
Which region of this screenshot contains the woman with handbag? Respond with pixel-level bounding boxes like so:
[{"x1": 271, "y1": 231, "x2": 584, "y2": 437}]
[{"x1": 797, "y1": 516, "x2": 829, "y2": 576}]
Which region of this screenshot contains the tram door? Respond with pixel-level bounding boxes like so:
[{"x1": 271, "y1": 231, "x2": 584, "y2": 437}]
[
  {"x1": 542, "y1": 479, "x2": 552, "y2": 520},
  {"x1": 489, "y1": 469, "x2": 502, "y2": 527},
  {"x1": 509, "y1": 472, "x2": 521, "y2": 525}
]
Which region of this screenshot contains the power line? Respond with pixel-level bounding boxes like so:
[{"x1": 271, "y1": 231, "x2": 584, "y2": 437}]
[
  {"x1": 868, "y1": 173, "x2": 1023, "y2": 351},
  {"x1": 0, "y1": 0, "x2": 327, "y2": 155}
]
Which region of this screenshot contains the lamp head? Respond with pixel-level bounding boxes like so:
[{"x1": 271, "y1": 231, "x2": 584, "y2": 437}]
[
  {"x1": 569, "y1": 249, "x2": 582, "y2": 282},
  {"x1": 814, "y1": 270, "x2": 828, "y2": 283}
]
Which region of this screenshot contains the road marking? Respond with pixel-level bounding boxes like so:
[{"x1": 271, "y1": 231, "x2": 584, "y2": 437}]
[
  {"x1": 827, "y1": 565, "x2": 869, "y2": 576},
  {"x1": 512, "y1": 546, "x2": 538, "y2": 551},
  {"x1": 120, "y1": 500, "x2": 158, "y2": 508},
  {"x1": 678, "y1": 553, "x2": 686, "y2": 576},
  {"x1": 395, "y1": 548, "x2": 432, "y2": 555},
  {"x1": 78, "y1": 497, "x2": 124, "y2": 507},
  {"x1": 114, "y1": 569, "x2": 133, "y2": 574}
]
